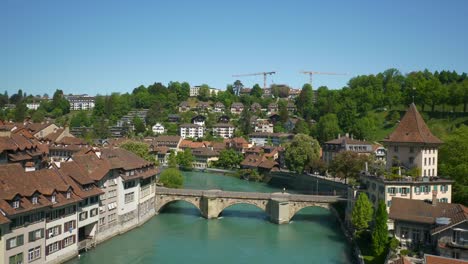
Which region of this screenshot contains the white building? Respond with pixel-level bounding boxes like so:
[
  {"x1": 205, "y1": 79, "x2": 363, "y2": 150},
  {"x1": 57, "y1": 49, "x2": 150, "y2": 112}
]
[
  {"x1": 65, "y1": 95, "x2": 95, "y2": 111},
  {"x1": 212, "y1": 123, "x2": 235, "y2": 139},
  {"x1": 26, "y1": 102, "x2": 41, "y2": 110},
  {"x1": 180, "y1": 124, "x2": 204, "y2": 139},
  {"x1": 152, "y1": 123, "x2": 165, "y2": 135},
  {"x1": 254, "y1": 119, "x2": 274, "y2": 133}
]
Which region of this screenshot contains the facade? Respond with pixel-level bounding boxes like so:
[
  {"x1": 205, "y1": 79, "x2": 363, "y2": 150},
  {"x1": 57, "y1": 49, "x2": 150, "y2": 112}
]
[
  {"x1": 267, "y1": 103, "x2": 278, "y2": 114},
  {"x1": 65, "y1": 95, "x2": 95, "y2": 111},
  {"x1": 0, "y1": 129, "x2": 48, "y2": 170},
  {"x1": 191, "y1": 147, "x2": 219, "y2": 169},
  {"x1": 149, "y1": 135, "x2": 182, "y2": 152},
  {"x1": 151, "y1": 123, "x2": 165, "y2": 135},
  {"x1": 322, "y1": 134, "x2": 375, "y2": 164},
  {"x1": 390, "y1": 198, "x2": 467, "y2": 261},
  {"x1": 190, "y1": 86, "x2": 200, "y2": 97},
  {"x1": 212, "y1": 123, "x2": 235, "y2": 139},
  {"x1": 254, "y1": 119, "x2": 274, "y2": 133},
  {"x1": 382, "y1": 103, "x2": 443, "y2": 177},
  {"x1": 26, "y1": 102, "x2": 41, "y2": 110},
  {"x1": 213, "y1": 102, "x2": 225, "y2": 113},
  {"x1": 191, "y1": 115, "x2": 206, "y2": 127},
  {"x1": 178, "y1": 101, "x2": 190, "y2": 112},
  {"x1": 179, "y1": 124, "x2": 204, "y2": 139},
  {"x1": 248, "y1": 132, "x2": 293, "y2": 147},
  {"x1": 230, "y1": 103, "x2": 244, "y2": 115}
]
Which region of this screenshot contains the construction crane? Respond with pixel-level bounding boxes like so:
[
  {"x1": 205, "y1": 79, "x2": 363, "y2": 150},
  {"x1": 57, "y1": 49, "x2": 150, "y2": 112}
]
[
  {"x1": 300, "y1": 71, "x2": 346, "y2": 86},
  {"x1": 232, "y1": 71, "x2": 276, "y2": 89}
]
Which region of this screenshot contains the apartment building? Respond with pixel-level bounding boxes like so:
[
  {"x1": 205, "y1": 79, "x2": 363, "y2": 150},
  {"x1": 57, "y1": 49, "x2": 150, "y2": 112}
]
[
  {"x1": 151, "y1": 123, "x2": 165, "y2": 135},
  {"x1": 179, "y1": 124, "x2": 204, "y2": 139},
  {"x1": 322, "y1": 134, "x2": 378, "y2": 164},
  {"x1": 0, "y1": 129, "x2": 48, "y2": 170},
  {"x1": 65, "y1": 95, "x2": 95, "y2": 111},
  {"x1": 254, "y1": 119, "x2": 274, "y2": 133},
  {"x1": 191, "y1": 147, "x2": 219, "y2": 169},
  {"x1": 212, "y1": 123, "x2": 235, "y2": 139}
]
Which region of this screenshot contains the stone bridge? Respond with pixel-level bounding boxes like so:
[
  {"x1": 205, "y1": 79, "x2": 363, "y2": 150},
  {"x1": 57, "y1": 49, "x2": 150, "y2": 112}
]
[{"x1": 155, "y1": 187, "x2": 346, "y2": 224}]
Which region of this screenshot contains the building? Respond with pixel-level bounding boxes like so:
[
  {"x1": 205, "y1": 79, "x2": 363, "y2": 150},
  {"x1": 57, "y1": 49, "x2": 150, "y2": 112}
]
[
  {"x1": 179, "y1": 124, "x2": 204, "y2": 139},
  {"x1": 230, "y1": 102, "x2": 244, "y2": 115},
  {"x1": 286, "y1": 101, "x2": 296, "y2": 113},
  {"x1": 191, "y1": 147, "x2": 219, "y2": 169},
  {"x1": 167, "y1": 114, "x2": 180, "y2": 123},
  {"x1": 65, "y1": 95, "x2": 95, "y2": 111},
  {"x1": 212, "y1": 123, "x2": 235, "y2": 139},
  {"x1": 197, "y1": 102, "x2": 210, "y2": 112},
  {"x1": 254, "y1": 119, "x2": 274, "y2": 133},
  {"x1": 322, "y1": 134, "x2": 375, "y2": 164},
  {"x1": 213, "y1": 102, "x2": 225, "y2": 113},
  {"x1": 178, "y1": 101, "x2": 191, "y2": 113},
  {"x1": 389, "y1": 198, "x2": 467, "y2": 260},
  {"x1": 190, "y1": 86, "x2": 200, "y2": 97},
  {"x1": 151, "y1": 123, "x2": 165, "y2": 135},
  {"x1": 424, "y1": 254, "x2": 468, "y2": 264},
  {"x1": 382, "y1": 103, "x2": 443, "y2": 177},
  {"x1": 250, "y1": 103, "x2": 262, "y2": 112},
  {"x1": 48, "y1": 136, "x2": 90, "y2": 163},
  {"x1": 218, "y1": 115, "x2": 230, "y2": 123},
  {"x1": 116, "y1": 110, "x2": 148, "y2": 128},
  {"x1": 267, "y1": 102, "x2": 278, "y2": 114},
  {"x1": 0, "y1": 129, "x2": 48, "y2": 170},
  {"x1": 26, "y1": 102, "x2": 41, "y2": 110},
  {"x1": 248, "y1": 132, "x2": 293, "y2": 147},
  {"x1": 191, "y1": 115, "x2": 206, "y2": 127},
  {"x1": 148, "y1": 135, "x2": 182, "y2": 151}
]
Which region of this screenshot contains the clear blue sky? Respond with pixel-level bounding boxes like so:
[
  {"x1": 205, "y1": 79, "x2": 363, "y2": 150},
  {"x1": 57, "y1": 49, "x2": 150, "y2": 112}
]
[{"x1": 2, "y1": 0, "x2": 467, "y2": 96}]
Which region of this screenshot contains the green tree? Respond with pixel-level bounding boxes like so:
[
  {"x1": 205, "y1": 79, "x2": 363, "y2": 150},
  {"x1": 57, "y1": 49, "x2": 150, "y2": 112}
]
[
  {"x1": 215, "y1": 149, "x2": 243, "y2": 169},
  {"x1": 351, "y1": 193, "x2": 373, "y2": 235},
  {"x1": 351, "y1": 116, "x2": 377, "y2": 141},
  {"x1": 168, "y1": 150, "x2": 177, "y2": 168},
  {"x1": 177, "y1": 148, "x2": 194, "y2": 169},
  {"x1": 14, "y1": 102, "x2": 28, "y2": 122},
  {"x1": 284, "y1": 134, "x2": 321, "y2": 173},
  {"x1": 198, "y1": 84, "x2": 211, "y2": 101},
  {"x1": 120, "y1": 141, "x2": 155, "y2": 163},
  {"x1": 372, "y1": 200, "x2": 388, "y2": 256},
  {"x1": 250, "y1": 83, "x2": 263, "y2": 98},
  {"x1": 317, "y1": 113, "x2": 341, "y2": 143},
  {"x1": 159, "y1": 168, "x2": 184, "y2": 188},
  {"x1": 296, "y1": 84, "x2": 314, "y2": 120},
  {"x1": 238, "y1": 105, "x2": 252, "y2": 136},
  {"x1": 31, "y1": 109, "x2": 46, "y2": 123},
  {"x1": 133, "y1": 117, "x2": 146, "y2": 134},
  {"x1": 293, "y1": 120, "x2": 310, "y2": 135},
  {"x1": 330, "y1": 151, "x2": 369, "y2": 184},
  {"x1": 439, "y1": 125, "x2": 468, "y2": 205}
]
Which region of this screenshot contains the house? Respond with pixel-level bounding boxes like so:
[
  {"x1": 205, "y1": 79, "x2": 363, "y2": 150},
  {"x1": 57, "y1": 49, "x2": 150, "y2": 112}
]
[
  {"x1": 48, "y1": 136, "x2": 90, "y2": 163},
  {"x1": 288, "y1": 89, "x2": 301, "y2": 99},
  {"x1": 287, "y1": 101, "x2": 296, "y2": 113},
  {"x1": 218, "y1": 115, "x2": 230, "y2": 123},
  {"x1": 382, "y1": 103, "x2": 443, "y2": 177},
  {"x1": 152, "y1": 123, "x2": 165, "y2": 135},
  {"x1": 190, "y1": 86, "x2": 200, "y2": 97},
  {"x1": 0, "y1": 129, "x2": 48, "y2": 170},
  {"x1": 191, "y1": 147, "x2": 219, "y2": 169},
  {"x1": 240, "y1": 88, "x2": 252, "y2": 96},
  {"x1": 213, "y1": 102, "x2": 225, "y2": 113},
  {"x1": 268, "y1": 114, "x2": 281, "y2": 124},
  {"x1": 240, "y1": 154, "x2": 279, "y2": 173},
  {"x1": 179, "y1": 124, "x2": 204, "y2": 139},
  {"x1": 250, "y1": 103, "x2": 262, "y2": 112},
  {"x1": 191, "y1": 115, "x2": 206, "y2": 127},
  {"x1": 254, "y1": 119, "x2": 274, "y2": 133},
  {"x1": 389, "y1": 198, "x2": 467, "y2": 261},
  {"x1": 149, "y1": 135, "x2": 182, "y2": 151},
  {"x1": 65, "y1": 94, "x2": 95, "y2": 111},
  {"x1": 168, "y1": 114, "x2": 180, "y2": 123},
  {"x1": 116, "y1": 110, "x2": 148, "y2": 128},
  {"x1": 21, "y1": 122, "x2": 59, "y2": 140},
  {"x1": 197, "y1": 102, "x2": 210, "y2": 112},
  {"x1": 322, "y1": 134, "x2": 375, "y2": 164},
  {"x1": 262, "y1": 88, "x2": 272, "y2": 98},
  {"x1": 26, "y1": 102, "x2": 41, "y2": 110},
  {"x1": 230, "y1": 102, "x2": 244, "y2": 115},
  {"x1": 212, "y1": 123, "x2": 235, "y2": 139},
  {"x1": 178, "y1": 101, "x2": 191, "y2": 112},
  {"x1": 267, "y1": 102, "x2": 278, "y2": 114},
  {"x1": 225, "y1": 137, "x2": 251, "y2": 153}
]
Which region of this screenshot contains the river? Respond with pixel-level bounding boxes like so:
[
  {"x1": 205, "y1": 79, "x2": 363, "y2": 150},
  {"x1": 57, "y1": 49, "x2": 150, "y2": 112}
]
[{"x1": 68, "y1": 171, "x2": 353, "y2": 264}]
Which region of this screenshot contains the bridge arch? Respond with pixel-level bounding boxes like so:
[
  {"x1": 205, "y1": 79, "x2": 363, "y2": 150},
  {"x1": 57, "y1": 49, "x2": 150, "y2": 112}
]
[
  {"x1": 288, "y1": 203, "x2": 330, "y2": 222},
  {"x1": 156, "y1": 196, "x2": 202, "y2": 216},
  {"x1": 215, "y1": 199, "x2": 268, "y2": 218}
]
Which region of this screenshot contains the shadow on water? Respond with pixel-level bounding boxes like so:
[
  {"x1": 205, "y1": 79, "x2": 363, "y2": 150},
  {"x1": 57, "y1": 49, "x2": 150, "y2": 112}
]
[
  {"x1": 219, "y1": 209, "x2": 269, "y2": 220},
  {"x1": 159, "y1": 201, "x2": 202, "y2": 217}
]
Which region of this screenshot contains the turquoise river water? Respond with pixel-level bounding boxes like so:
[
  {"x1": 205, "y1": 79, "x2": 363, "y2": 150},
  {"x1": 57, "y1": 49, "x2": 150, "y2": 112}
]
[{"x1": 68, "y1": 171, "x2": 353, "y2": 264}]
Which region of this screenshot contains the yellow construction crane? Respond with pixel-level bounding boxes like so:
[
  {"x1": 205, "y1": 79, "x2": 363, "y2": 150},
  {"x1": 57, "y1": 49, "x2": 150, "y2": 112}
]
[
  {"x1": 300, "y1": 71, "x2": 346, "y2": 86},
  {"x1": 232, "y1": 71, "x2": 276, "y2": 89}
]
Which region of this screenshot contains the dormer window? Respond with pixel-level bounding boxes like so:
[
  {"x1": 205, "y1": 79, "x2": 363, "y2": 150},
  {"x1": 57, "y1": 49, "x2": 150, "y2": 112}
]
[
  {"x1": 66, "y1": 190, "x2": 71, "y2": 199},
  {"x1": 12, "y1": 200, "x2": 20, "y2": 209},
  {"x1": 32, "y1": 196, "x2": 38, "y2": 205},
  {"x1": 51, "y1": 194, "x2": 57, "y2": 204}
]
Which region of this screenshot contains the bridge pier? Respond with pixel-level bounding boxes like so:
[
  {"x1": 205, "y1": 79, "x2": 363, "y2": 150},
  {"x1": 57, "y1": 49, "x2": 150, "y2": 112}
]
[{"x1": 200, "y1": 190, "x2": 221, "y2": 219}]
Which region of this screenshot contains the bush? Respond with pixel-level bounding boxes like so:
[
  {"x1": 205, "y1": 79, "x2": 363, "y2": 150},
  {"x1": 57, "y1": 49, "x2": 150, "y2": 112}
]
[
  {"x1": 389, "y1": 237, "x2": 399, "y2": 251},
  {"x1": 159, "y1": 168, "x2": 184, "y2": 188},
  {"x1": 400, "y1": 249, "x2": 411, "y2": 256}
]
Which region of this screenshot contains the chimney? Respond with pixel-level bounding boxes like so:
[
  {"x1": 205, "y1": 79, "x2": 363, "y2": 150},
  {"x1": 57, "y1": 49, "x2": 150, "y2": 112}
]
[{"x1": 432, "y1": 190, "x2": 438, "y2": 206}]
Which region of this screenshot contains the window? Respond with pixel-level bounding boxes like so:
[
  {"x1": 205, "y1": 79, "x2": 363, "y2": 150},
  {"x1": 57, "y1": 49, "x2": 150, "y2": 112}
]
[
  {"x1": 90, "y1": 196, "x2": 99, "y2": 204},
  {"x1": 409, "y1": 147, "x2": 414, "y2": 153},
  {"x1": 46, "y1": 241, "x2": 61, "y2": 255},
  {"x1": 432, "y1": 169, "x2": 435, "y2": 176},
  {"x1": 124, "y1": 181, "x2": 136, "y2": 189},
  {"x1": 66, "y1": 191, "x2": 71, "y2": 199},
  {"x1": 424, "y1": 158, "x2": 427, "y2": 166},
  {"x1": 108, "y1": 213, "x2": 116, "y2": 223},
  {"x1": 441, "y1": 185, "x2": 448, "y2": 192},
  {"x1": 12, "y1": 200, "x2": 20, "y2": 209},
  {"x1": 28, "y1": 229, "x2": 44, "y2": 242},
  {"x1": 440, "y1": 198, "x2": 448, "y2": 203},
  {"x1": 28, "y1": 246, "x2": 41, "y2": 262},
  {"x1": 63, "y1": 235, "x2": 75, "y2": 248},
  {"x1": 107, "y1": 202, "x2": 117, "y2": 211},
  {"x1": 9, "y1": 253, "x2": 23, "y2": 264},
  {"x1": 99, "y1": 206, "x2": 105, "y2": 213},
  {"x1": 387, "y1": 187, "x2": 396, "y2": 195},
  {"x1": 414, "y1": 186, "x2": 420, "y2": 194},
  {"x1": 422, "y1": 185, "x2": 431, "y2": 193},
  {"x1": 79, "y1": 212, "x2": 88, "y2": 221},
  {"x1": 99, "y1": 217, "x2": 105, "y2": 225},
  {"x1": 7, "y1": 235, "x2": 24, "y2": 250},
  {"x1": 394, "y1": 146, "x2": 399, "y2": 152},
  {"x1": 387, "y1": 200, "x2": 392, "y2": 207},
  {"x1": 31, "y1": 196, "x2": 38, "y2": 205},
  {"x1": 401, "y1": 187, "x2": 409, "y2": 195},
  {"x1": 108, "y1": 190, "x2": 117, "y2": 198},
  {"x1": 64, "y1": 220, "x2": 76, "y2": 233},
  {"x1": 432, "y1": 157, "x2": 435, "y2": 165},
  {"x1": 47, "y1": 225, "x2": 61, "y2": 238},
  {"x1": 51, "y1": 194, "x2": 56, "y2": 204},
  {"x1": 90, "y1": 208, "x2": 98, "y2": 217},
  {"x1": 125, "y1": 192, "x2": 135, "y2": 204}
]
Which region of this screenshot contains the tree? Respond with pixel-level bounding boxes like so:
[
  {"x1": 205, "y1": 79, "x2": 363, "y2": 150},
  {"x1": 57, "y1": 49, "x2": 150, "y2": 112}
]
[
  {"x1": 133, "y1": 117, "x2": 146, "y2": 134},
  {"x1": 13, "y1": 102, "x2": 28, "y2": 122},
  {"x1": 250, "y1": 84, "x2": 262, "y2": 98},
  {"x1": 293, "y1": 120, "x2": 310, "y2": 135},
  {"x1": 238, "y1": 105, "x2": 252, "y2": 136},
  {"x1": 317, "y1": 113, "x2": 341, "y2": 143},
  {"x1": 330, "y1": 151, "x2": 369, "y2": 184},
  {"x1": 372, "y1": 200, "x2": 388, "y2": 256},
  {"x1": 351, "y1": 116, "x2": 377, "y2": 141},
  {"x1": 233, "y1": 80, "x2": 244, "y2": 96},
  {"x1": 439, "y1": 125, "x2": 468, "y2": 205},
  {"x1": 120, "y1": 141, "x2": 155, "y2": 163},
  {"x1": 296, "y1": 84, "x2": 314, "y2": 120},
  {"x1": 351, "y1": 193, "x2": 373, "y2": 235},
  {"x1": 159, "y1": 168, "x2": 184, "y2": 188},
  {"x1": 168, "y1": 150, "x2": 177, "y2": 168},
  {"x1": 31, "y1": 109, "x2": 46, "y2": 123},
  {"x1": 215, "y1": 149, "x2": 243, "y2": 169},
  {"x1": 198, "y1": 84, "x2": 211, "y2": 101},
  {"x1": 284, "y1": 134, "x2": 321, "y2": 173},
  {"x1": 176, "y1": 148, "x2": 194, "y2": 169}
]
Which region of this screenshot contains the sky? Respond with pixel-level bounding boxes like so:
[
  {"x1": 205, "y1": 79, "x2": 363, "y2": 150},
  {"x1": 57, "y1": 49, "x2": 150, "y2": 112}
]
[{"x1": 1, "y1": 0, "x2": 468, "y2": 96}]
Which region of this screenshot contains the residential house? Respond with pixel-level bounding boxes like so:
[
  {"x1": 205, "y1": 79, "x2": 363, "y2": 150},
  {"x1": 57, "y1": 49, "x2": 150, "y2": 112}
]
[
  {"x1": 191, "y1": 147, "x2": 219, "y2": 169},
  {"x1": 288, "y1": 89, "x2": 301, "y2": 99},
  {"x1": 191, "y1": 115, "x2": 206, "y2": 127},
  {"x1": 65, "y1": 95, "x2": 95, "y2": 111},
  {"x1": 197, "y1": 102, "x2": 210, "y2": 112},
  {"x1": 250, "y1": 103, "x2": 262, "y2": 112},
  {"x1": 254, "y1": 119, "x2": 274, "y2": 133},
  {"x1": 167, "y1": 114, "x2": 180, "y2": 123},
  {"x1": 230, "y1": 103, "x2": 244, "y2": 115},
  {"x1": 424, "y1": 254, "x2": 467, "y2": 264},
  {"x1": 151, "y1": 123, "x2": 165, "y2": 135},
  {"x1": 224, "y1": 137, "x2": 251, "y2": 153},
  {"x1": 212, "y1": 123, "x2": 235, "y2": 139},
  {"x1": 248, "y1": 132, "x2": 293, "y2": 147},
  {"x1": 189, "y1": 86, "x2": 200, "y2": 97},
  {"x1": 213, "y1": 102, "x2": 225, "y2": 113},
  {"x1": 179, "y1": 124, "x2": 204, "y2": 139},
  {"x1": 267, "y1": 103, "x2": 278, "y2": 114},
  {"x1": 0, "y1": 129, "x2": 48, "y2": 170},
  {"x1": 322, "y1": 134, "x2": 375, "y2": 164},
  {"x1": 48, "y1": 136, "x2": 90, "y2": 163},
  {"x1": 149, "y1": 135, "x2": 182, "y2": 152},
  {"x1": 178, "y1": 101, "x2": 191, "y2": 113},
  {"x1": 286, "y1": 101, "x2": 296, "y2": 113},
  {"x1": 218, "y1": 115, "x2": 230, "y2": 123}
]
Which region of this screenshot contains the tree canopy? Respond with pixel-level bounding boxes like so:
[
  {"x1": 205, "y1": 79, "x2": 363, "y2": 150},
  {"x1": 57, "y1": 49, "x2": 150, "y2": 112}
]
[
  {"x1": 159, "y1": 168, "x2": 184, "y2": 188},
  {"x1": 284, "y1": 134, "x2": 321, "y2": 173}
]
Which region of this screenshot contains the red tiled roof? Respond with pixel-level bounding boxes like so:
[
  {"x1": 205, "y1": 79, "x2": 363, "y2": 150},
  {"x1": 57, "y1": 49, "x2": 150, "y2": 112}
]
[
  {"x1": 424, "y1": 254, "x2": 468, "y2": 264},
  {"x1": 383, "y1": 104, "x2": 442, "y2": 144}
]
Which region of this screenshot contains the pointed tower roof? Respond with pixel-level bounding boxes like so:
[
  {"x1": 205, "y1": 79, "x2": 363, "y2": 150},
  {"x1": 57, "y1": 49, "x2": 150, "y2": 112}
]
[{"x1": 382, "y1": 103, "x2": 442, "y2": 145}]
